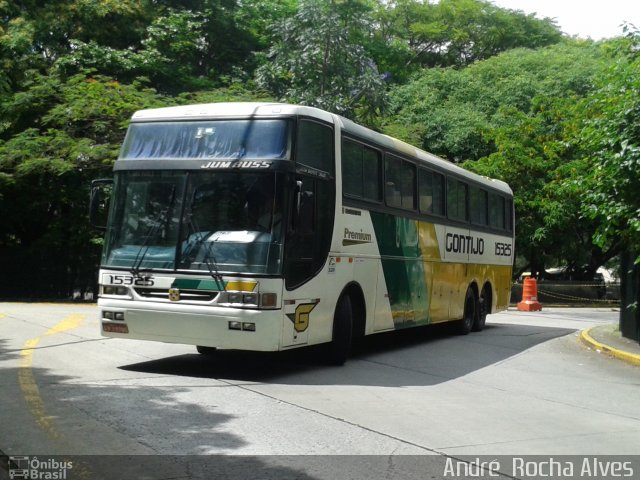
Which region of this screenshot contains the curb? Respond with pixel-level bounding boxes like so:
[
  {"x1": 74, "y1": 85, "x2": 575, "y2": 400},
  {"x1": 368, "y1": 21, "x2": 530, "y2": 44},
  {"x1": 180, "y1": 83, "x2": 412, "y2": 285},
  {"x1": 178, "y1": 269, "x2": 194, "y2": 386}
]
[{"x1": 579, "y1": 327, "x2": 640, "y2": 367}]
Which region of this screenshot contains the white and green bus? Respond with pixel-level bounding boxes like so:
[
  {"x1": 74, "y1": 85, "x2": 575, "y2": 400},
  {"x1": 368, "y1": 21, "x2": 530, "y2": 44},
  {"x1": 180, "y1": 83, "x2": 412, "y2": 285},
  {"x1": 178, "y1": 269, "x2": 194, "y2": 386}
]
[{"x1": 91, "y1": 102, "x2": 514, "y2": 364}]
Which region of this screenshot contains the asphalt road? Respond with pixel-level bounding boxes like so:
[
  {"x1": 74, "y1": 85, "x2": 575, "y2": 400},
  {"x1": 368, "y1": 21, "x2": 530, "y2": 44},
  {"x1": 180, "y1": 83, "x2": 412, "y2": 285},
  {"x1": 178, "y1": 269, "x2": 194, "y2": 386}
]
[{"x1": 1, "y1": 303, "x2": 639, "y2": 479}]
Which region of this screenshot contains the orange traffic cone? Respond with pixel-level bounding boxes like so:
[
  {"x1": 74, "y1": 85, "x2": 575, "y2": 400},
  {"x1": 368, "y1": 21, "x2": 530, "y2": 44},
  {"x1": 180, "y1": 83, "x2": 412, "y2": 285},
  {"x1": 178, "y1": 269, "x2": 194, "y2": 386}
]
[{"x1": 517, "y1": 277, "x2": 542, "y2": 311}]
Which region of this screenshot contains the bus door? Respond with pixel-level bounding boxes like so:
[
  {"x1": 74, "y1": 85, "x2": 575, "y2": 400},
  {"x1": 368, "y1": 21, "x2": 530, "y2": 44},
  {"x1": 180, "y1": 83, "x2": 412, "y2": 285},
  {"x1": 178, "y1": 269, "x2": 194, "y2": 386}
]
[{"x1": 281, "y1": 174, "x2": 335, "y2": 347}]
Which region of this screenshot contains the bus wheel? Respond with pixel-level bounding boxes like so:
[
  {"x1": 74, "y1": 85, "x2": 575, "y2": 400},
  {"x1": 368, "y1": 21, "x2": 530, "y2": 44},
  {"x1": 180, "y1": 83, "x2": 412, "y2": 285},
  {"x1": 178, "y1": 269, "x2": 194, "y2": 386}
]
[
  {"x1": 457, "y1": 287, "x2": 477, "y2": 335},
  {"x1": 327, "y1": 295, "x2": 353, "y2": 365},
  {"x1": 473, "y1": 287, "x2": 489, "y2": 332},
  {"x1": 196, "y1": 345, "x2": 217, "y2": 355}
]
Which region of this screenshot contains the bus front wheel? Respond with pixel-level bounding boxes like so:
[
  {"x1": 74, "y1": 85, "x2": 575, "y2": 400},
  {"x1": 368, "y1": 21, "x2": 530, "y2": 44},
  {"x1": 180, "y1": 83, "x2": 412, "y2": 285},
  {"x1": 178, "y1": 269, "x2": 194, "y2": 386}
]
[
  {"x1": 196, "y1": 345, "x2": 217, "y2": 356},
  {"x1": 326, "y1": 295, "x2": 353, "y2": 365}
]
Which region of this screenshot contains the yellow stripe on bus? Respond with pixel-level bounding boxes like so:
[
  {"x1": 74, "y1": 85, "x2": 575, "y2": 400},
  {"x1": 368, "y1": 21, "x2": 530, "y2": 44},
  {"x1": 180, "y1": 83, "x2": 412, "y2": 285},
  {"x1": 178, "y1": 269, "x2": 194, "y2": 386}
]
[{"x1": 225, "y1": 280, "x2": 257, "y2": 292}]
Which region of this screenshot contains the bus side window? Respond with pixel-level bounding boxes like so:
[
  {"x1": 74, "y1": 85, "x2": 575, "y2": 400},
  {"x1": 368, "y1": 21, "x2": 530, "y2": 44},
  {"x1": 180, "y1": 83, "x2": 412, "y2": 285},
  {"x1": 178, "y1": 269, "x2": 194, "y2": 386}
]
[
  {"x1": 470, "y1": 186, "x2": 488, "y2": 225},
  {"x1": 297, "y1": 120, "x2": 334, "y2": 175},
  {"x1": 385, "y1": 154, "x2": 415, "y2": 210},
  {"x1": 342, "y1": 139, "x2": 381, "y2": 202},
  {"x1": 342, "y1": 139, "x2": 363, "y2": 197},
  {"x1": 362, "y1": 147, "x2": 381, "y2": 201},
  {"x1": 401, "y1": 161, "x2": 416, "y2": 210},
  {"x1": 420, "y1": 168, "x2": 445, "y2": 215},
  {"x1": 447, "y1": 178, "x2": 468, "y2": 222},
  {"x1": 506, "y1": 198, "x2": 514, "y2": 232},
  {"x1": 385, "y1": 155, "x2": 401, "y2": 208},
  {"x1": 489, "y1": 193, "x2": 506, "y2": 230}
]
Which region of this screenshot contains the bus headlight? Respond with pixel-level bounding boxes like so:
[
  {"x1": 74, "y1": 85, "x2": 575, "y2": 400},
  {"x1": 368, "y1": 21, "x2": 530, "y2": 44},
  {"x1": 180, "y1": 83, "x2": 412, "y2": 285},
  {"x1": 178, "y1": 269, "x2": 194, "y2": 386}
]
[
  {"x1": 222, "y1": 291, "x2": 278, "y2": 309},
  {"x1": 102, "y1": 286, "x2": 128, "y2": 296},
  {"x1": 227, "y1": 292, "x2": 243, "y2": 304},
  {"x1": 243, "y1": 293, "x2": 258, "y2": 305}
]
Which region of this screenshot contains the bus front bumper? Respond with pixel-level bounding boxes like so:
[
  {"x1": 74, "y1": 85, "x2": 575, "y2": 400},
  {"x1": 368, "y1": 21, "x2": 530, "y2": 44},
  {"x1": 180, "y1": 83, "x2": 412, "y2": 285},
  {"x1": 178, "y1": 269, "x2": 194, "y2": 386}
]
[{"x1": 98, "y1": 299, "x2": 283, "y2": 351}]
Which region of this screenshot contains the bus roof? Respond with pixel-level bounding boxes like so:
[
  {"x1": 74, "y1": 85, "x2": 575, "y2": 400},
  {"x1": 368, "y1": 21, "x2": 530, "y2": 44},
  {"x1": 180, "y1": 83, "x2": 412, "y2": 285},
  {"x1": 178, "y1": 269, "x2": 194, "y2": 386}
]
[
  {"x1": 130, "y1": 102, "x2": 335, "y2": 123},
  {"x1": 130, "y1": 102, "x2": 512, "y2": 196}
]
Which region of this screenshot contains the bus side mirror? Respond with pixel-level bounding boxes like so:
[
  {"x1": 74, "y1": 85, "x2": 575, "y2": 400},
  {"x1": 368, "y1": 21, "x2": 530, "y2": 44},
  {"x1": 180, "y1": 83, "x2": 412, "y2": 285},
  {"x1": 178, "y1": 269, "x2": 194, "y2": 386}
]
[
  {"x1": 295, "y1": 180, "x2": 303, "y2": 215},
  {"x1": 290, "y1": 180, "x2": 303, "y2": 230},
  {"x1": 90, "y1": 179, "x2": 113, "y2": 230}
]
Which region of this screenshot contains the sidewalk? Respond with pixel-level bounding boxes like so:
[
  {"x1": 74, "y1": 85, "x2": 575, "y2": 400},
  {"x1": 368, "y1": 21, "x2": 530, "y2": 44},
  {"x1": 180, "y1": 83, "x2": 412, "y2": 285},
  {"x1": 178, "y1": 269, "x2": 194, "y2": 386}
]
[{"x1": 580, "y1": 323, "x2": 640, "y2": 366}]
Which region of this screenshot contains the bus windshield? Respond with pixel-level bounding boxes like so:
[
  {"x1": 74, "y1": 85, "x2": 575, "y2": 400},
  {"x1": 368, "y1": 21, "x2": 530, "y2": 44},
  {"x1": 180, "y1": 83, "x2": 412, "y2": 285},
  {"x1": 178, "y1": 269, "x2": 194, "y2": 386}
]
[
  {"x1": 102, "y1": 171, "x2": 285, "y2": 275},
  {"x1": 120, "y1": 120, "x2": 290, "y2": 160}
]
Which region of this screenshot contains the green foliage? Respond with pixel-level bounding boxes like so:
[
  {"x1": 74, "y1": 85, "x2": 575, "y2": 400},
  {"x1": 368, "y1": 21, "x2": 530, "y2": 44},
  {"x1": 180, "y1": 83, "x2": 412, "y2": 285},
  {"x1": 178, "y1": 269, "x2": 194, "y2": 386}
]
[
  {"x1": 0, "y1": 0, "x2": 151, "y2": 83},
  {"x1": 234, "y1": 0, "x2": 298, "y2": 50},
  {"x1": 0, "y1": 0, "x2": 637, "y2": 297},
  {"x1": 579, "y1": 30, "x2": 640, "y2": 258},
  {"x1": 176, "y1": 84, "x2": 274, "y2": 104},
  {"x1": 256, "y1": 0, "x2": 387, "y2": 126},
  {"x1": 386, "y1": 41, "x2": 616, "y2": 275},
  {"x1": 386, "y1": 42, "x2": 607, "y2": 160},
  {"x1": 0, "y1": 0, "x2": 289, "y2": 297},
  {"x1": 374, "y1": 0, "x2": 562, "y2": 76},
  {"x1": 53, "y1": 7, "x2": 257, "y2": 93},
  {"x1": 0, "y1": 73, "x2": 166, "y2": 297}
]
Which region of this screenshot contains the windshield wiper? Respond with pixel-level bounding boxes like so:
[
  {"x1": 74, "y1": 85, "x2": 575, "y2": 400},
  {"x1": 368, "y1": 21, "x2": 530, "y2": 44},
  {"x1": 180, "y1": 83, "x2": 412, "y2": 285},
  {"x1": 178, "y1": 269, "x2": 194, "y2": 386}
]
[
  {"x1": 184, "y1": 193, "x2": 225, "y2": 290},
  {"x1": 130, "y1": 185, "x2": 176, "y2": 277}
]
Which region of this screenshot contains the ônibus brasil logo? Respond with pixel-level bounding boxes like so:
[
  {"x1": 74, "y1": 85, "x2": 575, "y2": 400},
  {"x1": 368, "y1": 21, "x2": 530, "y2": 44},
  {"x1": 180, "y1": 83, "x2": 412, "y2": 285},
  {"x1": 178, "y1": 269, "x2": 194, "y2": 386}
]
[{"x1": 8, "y1": 456, "x2": 73, "y2": 480}]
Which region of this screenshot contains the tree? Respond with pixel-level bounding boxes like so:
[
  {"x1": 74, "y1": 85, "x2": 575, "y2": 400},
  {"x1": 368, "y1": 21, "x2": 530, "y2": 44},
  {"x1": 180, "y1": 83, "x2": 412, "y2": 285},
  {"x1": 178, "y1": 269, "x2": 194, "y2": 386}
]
[
  {"x1": 0, "y1": 0, "x2": 286, "y2": 299},
  {"x1": 0, "y1": 73, "x2": 166, "y2": 298},
  {"x1": 1, "y1": 0, "x2": 283, "y2": 96},
  {"x1": 256, "y1": 0, "x2": 387, "y2": 125},
  {"x1": 0, "y1": 0, "x2": 152, "y2": 85},
  {"x1": 579, "y1": 30, "x2": 640, "y2": 261},
  {"x1": 374, "y1": 0, "x2": 562, "y2": 74}
]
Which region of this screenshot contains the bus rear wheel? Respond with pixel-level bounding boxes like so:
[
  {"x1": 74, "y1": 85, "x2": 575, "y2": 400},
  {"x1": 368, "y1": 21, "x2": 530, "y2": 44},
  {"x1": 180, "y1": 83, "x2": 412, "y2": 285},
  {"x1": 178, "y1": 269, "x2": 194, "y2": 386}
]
[
  {"x1": 326, "y1": 295, "x2": 353, "y2": 365},
  {"x1": 473, "y1": 286, "x2": 489, "y2": 332},
  {"x1": 457, "y1": 287, "x2": 477, "y2": 335}
]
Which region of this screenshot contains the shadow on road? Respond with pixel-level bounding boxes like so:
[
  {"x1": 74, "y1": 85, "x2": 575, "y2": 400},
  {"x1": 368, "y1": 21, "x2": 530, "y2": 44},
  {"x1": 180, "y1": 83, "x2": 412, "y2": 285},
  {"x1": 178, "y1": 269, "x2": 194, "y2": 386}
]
[
  {"x1": 0, "y1": 338, "x2": 19, "y2": 363},
  {"x1": 0, "y1": 338, "x2": 465, "y2": 479},
  {"x1": 119, "y1": 320, "x2": 577, "y2": 387},
  {"x1": 0, "y1": 308, "x2": 578, "y2": 477}
]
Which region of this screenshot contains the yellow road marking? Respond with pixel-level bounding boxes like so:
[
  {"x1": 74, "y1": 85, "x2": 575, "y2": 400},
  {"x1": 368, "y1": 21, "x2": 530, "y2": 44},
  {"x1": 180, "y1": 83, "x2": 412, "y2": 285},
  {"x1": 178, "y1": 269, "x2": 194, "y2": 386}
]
[
  {"x1": 19, "y1": 337, "x2": 61, "y2": 439},
  {"x1": 46, "y1": 313, "x2": 85, "y2": 336},
  {"x1": 19, "y1": 314, "x2": 87, "y2": 440},
  {"x1": 580, "y1": 327, "x2": 640, "y2": 367}
]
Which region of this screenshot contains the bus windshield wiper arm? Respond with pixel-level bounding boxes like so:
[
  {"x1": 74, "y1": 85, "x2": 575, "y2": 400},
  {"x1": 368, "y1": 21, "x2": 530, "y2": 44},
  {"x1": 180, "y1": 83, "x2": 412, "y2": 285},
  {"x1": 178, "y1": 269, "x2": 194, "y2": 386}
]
[
  {"x1": 130, "y1": 186, "x2": 176, "y2": 277},
  {"x1": 185, "y1": 212, "x2": 225, "y2": 290}
]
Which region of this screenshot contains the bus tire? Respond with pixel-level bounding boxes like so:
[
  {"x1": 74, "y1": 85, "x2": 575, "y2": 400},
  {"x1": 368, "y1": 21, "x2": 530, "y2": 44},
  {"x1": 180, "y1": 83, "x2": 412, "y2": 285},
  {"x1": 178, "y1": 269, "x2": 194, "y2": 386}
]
[
  {"x1": 327, "y1": 295, "x2": 353, "y2": 365},
  {"x1": 473, "y1": 286, "x2": 489, "y2": 332},
  {"x1": 196, "y1": 345, "x2": 217, "y2": 355},
  {"x1": 457, "y1": 287, "x2": 477, "y2": 335}
]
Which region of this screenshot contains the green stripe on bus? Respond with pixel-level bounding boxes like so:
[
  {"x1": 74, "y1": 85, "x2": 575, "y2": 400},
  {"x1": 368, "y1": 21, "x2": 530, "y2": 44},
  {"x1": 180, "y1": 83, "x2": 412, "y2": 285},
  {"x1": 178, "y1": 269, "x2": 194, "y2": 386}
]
[
  {"x1": 171, "y1": 278, "x2": 225, "y2": 291},
  {"x1": 370, "y1": 212, "x2": 430, "y2": 328}
]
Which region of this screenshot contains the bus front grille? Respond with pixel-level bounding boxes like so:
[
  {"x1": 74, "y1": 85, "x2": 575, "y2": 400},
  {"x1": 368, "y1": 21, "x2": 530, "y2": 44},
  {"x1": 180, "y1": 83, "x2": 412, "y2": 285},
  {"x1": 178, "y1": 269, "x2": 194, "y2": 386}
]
[{"x1": 134, "y1": 287, "x2": 219, "y2": 302}]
